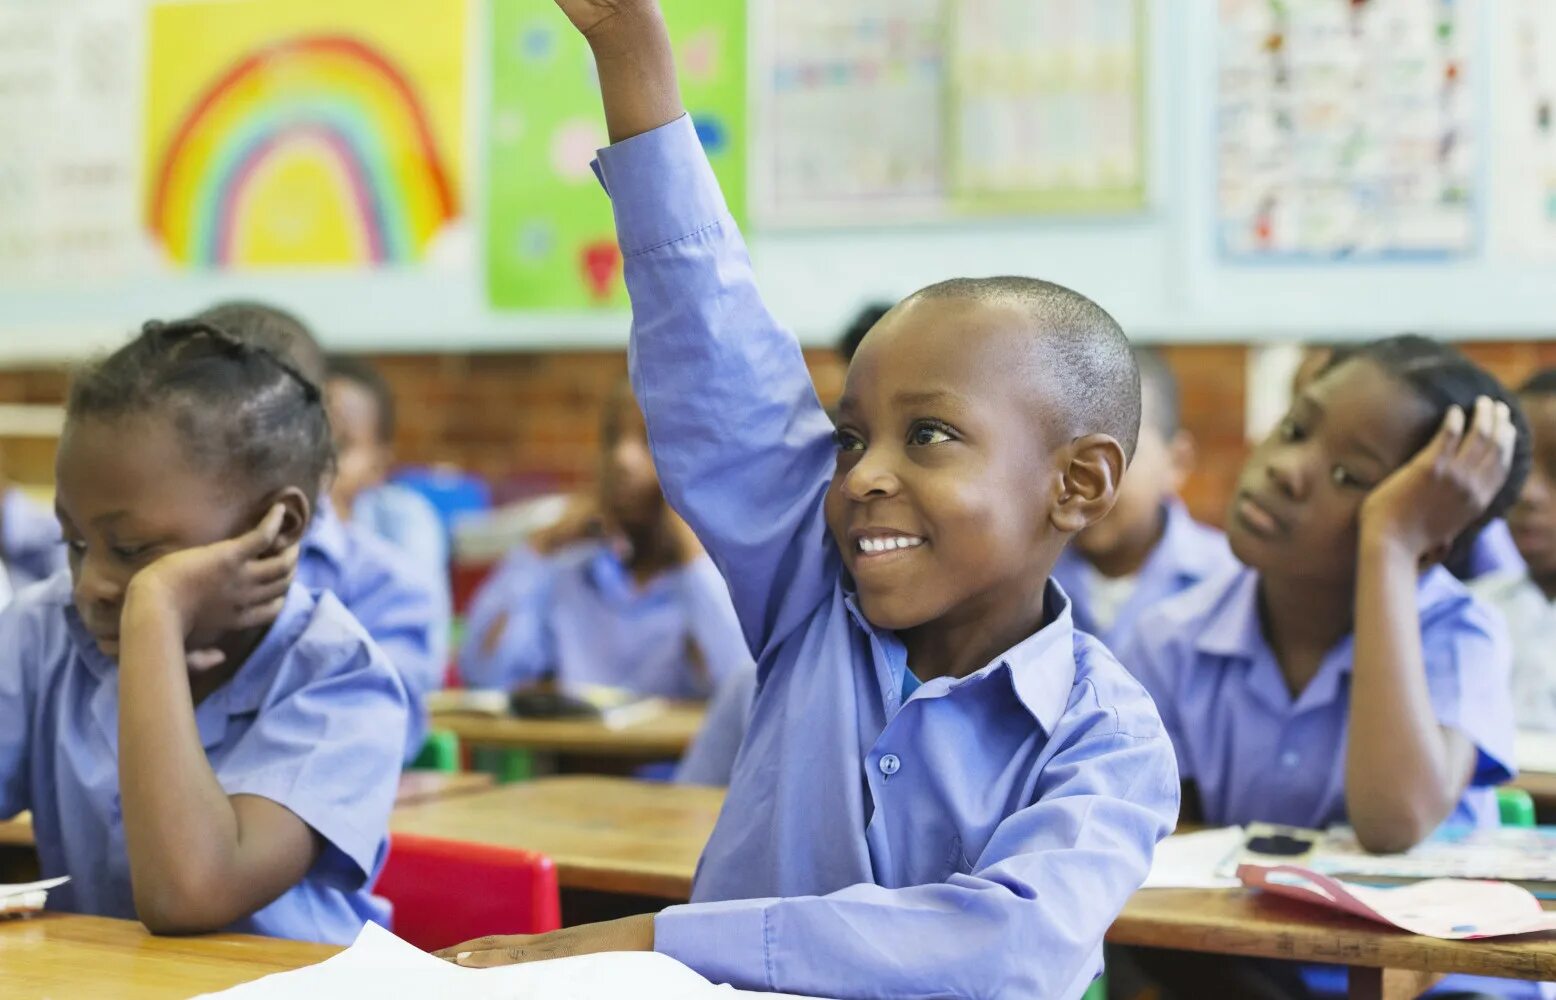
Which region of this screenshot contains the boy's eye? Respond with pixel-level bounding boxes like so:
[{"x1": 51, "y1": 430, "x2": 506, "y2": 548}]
[
  {"x1": 66, "y1": 539, "x2": 86, "y2": 558},
  {"x1": 833, "y1": 428, "x2": 865, "y2": 452},
  {"x1": 907, "y1": 421, "x2": 954, "y2": 447},
  {"x1": 1278, "y1": 417, "x2": 1303, "y2": 442}
]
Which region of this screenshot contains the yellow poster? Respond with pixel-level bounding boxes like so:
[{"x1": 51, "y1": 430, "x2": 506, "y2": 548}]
[{"x1": 144, "y1": 0, "x2": 466, "y2": 269}]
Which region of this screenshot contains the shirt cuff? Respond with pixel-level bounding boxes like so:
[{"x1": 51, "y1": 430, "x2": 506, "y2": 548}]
[
  {"x1": 592, "y1": 114, "x2": 730, "y2": 257},
  {"x1": 654, "y1": 896, "x2": 777, "y2": 990}
]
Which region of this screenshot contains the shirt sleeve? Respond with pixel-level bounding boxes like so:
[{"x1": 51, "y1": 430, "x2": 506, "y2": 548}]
[
  {"x1": 676, "y1": 556, "x2": 757, "y2": 690},
  {"x1": 1423, "y1": 595, "x2": 1517, "y2": 786},
  {"x1": 219, "y1": 635, "x2": 408, "y2": 890},
  {"x1": 1118, "y1": 622, "x2": 1193, "y2": 783},
  {"x1": 456, "y1": 546, "x2": 558, "y2": 691},
  {"x1": 674, "y1": 662, "x2": 757, "y2": 787},
  {"x1": 595, "y1": 116, "x2": 841, "y2": 663},
  {"x1": 656, "y1": 723, "x2": 1177, "y2": 999}
]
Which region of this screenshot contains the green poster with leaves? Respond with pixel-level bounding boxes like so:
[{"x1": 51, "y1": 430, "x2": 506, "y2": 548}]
[{"x1": 485, "y1": 1, "x2": 746, "y2": 310}]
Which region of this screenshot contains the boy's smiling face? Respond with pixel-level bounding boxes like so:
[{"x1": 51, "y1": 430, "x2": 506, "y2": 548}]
[{"x1": 825, "y1": 296, "x2": 1089, "y2": 640}]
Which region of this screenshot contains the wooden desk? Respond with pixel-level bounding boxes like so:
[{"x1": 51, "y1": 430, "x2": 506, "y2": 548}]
[
  {"x1": 433, "y1": 703, "x2": 706, "y2": 759},
  {"x1": 0, "y1": 913, "x2": 338, "y2": 998},
  {"x1": 391, "y1": 776, "x2": 721, "y2": 899},
  {"x1": 1112, "y1": 888, "x2": 1556, "y2": 999},
  {"x1": 0, "y1": 771, "x2": 498, "y2": 851}
]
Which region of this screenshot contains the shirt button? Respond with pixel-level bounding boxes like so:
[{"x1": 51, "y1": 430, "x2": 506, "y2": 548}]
[
  {"x1": 879, "y1": 754, "x2": 901, "y2": 776},
  {"x1": 1280, "y1": 751, "x2": 1300, "y2": 769}
]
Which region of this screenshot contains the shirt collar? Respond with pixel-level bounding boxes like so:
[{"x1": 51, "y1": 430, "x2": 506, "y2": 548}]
[
  {"x1": 302, "y1": 498, "x2": 348, "y2": 568},
  {"x1": 843, "y1": 580, "x2": 1078, "y2": 736}
]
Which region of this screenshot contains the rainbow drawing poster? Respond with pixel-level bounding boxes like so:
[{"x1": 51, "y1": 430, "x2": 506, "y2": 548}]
[
  {"x1": 144, "y1": 0, "x2": 466, "y2": 269},
  {"x1": 485, "y1": 0, "x2": 745, "y2": 309}
]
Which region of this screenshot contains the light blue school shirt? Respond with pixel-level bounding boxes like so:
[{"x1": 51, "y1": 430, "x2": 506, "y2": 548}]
[
  {"x1": 1124, "y1": 565, "x2": 1516, "y2": 831},
  {"x1": 1052, "y1": 499, "x2": 1235, "y2": 655},
  {"x1": 2, "y1": 488, "x2": 66, "y2": 591},
  {"x1": 351, "y1": 483, "x2": 453, "y2": 622},
  {"x1": 0, "y1": 572, "x2": 408, "y2": 944},
  {"x1": 596, "y1": 114, "x2": 1179, "y2": 1000},
  {"x1": 675, "y1": 663, "x2": 758, "y2": 787},
  {"x1": 459, "y1": 541, "x2": 752, "y2": 701},
  {"x1": 1454, "y1": 518, "x2": 1526, "y2": 581},
  {"x1": 300, "y1": 500, "x2": 446, "y2": 764}
]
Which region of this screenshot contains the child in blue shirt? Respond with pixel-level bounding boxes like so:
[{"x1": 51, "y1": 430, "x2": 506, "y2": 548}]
[
  {"x1": 197, "y1": 302, "x2": 447, "y2": 763},
  {"x1": 2, "y1": 484, "x2": 66, "y2": 591},
  {"x1": 438, "y1": 4, "x2": 1178, "y2": 997},
  {"x1": 0, "y1": 319, "x2": 408, "y2": 944},
  {"x1": 1124, "y1": 335, "x2": 1527, "y2": 998},
  {"x1": 1052, "y1": 347, "x2": 1235, "y2": 653},
  {"x1": 459, "y1": 379, "x2": 751, "y2": 700}
]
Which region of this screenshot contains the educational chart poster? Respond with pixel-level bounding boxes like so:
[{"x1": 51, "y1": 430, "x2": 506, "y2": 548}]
[
  {"x1": 485, "y1": 1, "x2": 746, "y2": 310},
  {"x1": 752, "y1": 0, "x2": 1145, "y2": 226},
  {"x1": 0, "y1": 0, "x2": 141, "y2": 284},
  {"x1": 1216, "y1": 0, "x2": 1478, "y2": 262},
  {"x1": 1492, "y1": 0, "x2": 1556, "y2": 258},
  {"x1": 143, "y1": 0, "x2": 467, "y2": 270}
]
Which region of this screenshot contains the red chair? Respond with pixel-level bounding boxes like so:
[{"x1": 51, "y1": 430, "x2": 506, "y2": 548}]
[{"x1": 375, "y1": 833, "x2": 562, "y2": 952}]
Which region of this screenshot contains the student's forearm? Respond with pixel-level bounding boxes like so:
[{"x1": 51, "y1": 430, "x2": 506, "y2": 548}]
[
  {"x1": 117, "y1": 589, "x2": 249, "y2": 932},
  {"x1": 1346, "y1": 532, "x2": 1462, "y2": 852},
  {"x1": 584, "y1": 5, "x2": 683, "y2": 144}
]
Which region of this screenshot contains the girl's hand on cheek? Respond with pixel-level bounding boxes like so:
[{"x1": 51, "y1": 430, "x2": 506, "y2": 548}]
[
  {"x1": 123, "y1": 504, "x2": 299, "y2": 650},
  {"x1": 1360, "y1": 397, "x2": 1517, "y2": 562}
]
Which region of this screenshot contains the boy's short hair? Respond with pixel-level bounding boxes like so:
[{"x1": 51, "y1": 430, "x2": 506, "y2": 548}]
[
  {"x1": 837, "y1": 303, "x2": 894, "y2": 363},
  {"x1": 1520, "y1": 368, "x2": 1556, "y2": 398},
  {"x1": 909, "y1": 276, "x2": 1141, "y2": 460},
  {"x1": 326, "y1": 355, "x2": 397, "y2": 443},
  {"x1": 1134, "y1": 347, "x2": 1180, "y2": 439},
  {"x1": 196, "y1": 301, "x2": 326, "y2": 389}
]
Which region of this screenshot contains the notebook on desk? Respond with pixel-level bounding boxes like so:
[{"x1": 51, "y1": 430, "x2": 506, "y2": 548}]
[
  {"x1": 428, "y1": 685, "x2": 668, "y2": 730},
  {"x1": 1215, "y1": 822, "x2": 1556, "y2": 895}
]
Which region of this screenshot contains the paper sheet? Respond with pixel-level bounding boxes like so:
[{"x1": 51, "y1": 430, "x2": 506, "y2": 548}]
[
  {"x1": 1518, "y1": 730, "x2": 1556, "y2": 774},
  {"x1": 196, "y1": 921, "x2": 821, "y2": 999},
  {"x1": 1141, "y1": 827, "x2": 1243, "y2": 890},
  {"x1": 0, "y1": 876, "x2": 70, "y2": 915}
]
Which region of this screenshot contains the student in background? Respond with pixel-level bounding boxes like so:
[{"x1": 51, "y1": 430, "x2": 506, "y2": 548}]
[
  {"x1": 674, "y1": 662, "x2": 756, "y2": 786},
  {"x1": 1125, "y1": 336, "x2": 1527, "y2": 998},
  {"x1": 197, "y1": 302, "x2": 446, "y2": 765},
  {"x1": 1052, "y1": 347, "x2": 1234, "y2": 653},
  {"x1": 1473, "y1": 369, "x2": 1556, "y2": 733},
  {"x1": 439, "y1": 3, "x2": 1177, "y2": 995},
  {"x1": 0, "y1": 462, "x2": 66, "y2": 592},
  {"x1": 836, "y1": 303, "x2": 894, "y2": 363},
  {"x1": 0, "y1": 319, "x2": 407, "y2": 943},
  {"x1": 323, "y1": 355, "x2": 453, "y2": 629},
  {"x1": 1295, "y1": 341, "x2": 1523, "y2": 582},
  {"x1": 459, "y1": 380, "x2": 752, "y2": 701}
]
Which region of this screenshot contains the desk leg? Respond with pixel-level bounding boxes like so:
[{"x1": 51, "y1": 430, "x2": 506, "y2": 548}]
[{"x1": 1348, "y1": 967, "x2": 1442, "y2": 1000}]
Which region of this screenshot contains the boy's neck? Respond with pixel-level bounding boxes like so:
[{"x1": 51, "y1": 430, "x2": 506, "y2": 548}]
[
  {"x1": 900, "y1": 574, "x2": 1052, "y2": 683},
  {"x1": 1257, "y1": 571, "x2": 1354, "y2": 697},
  {"x1": 188, "y1": 625, "x2": 266, "y2": 706},
  {"x1": 1084, "y1": 506, "x2": 1168, "y2": 579}
]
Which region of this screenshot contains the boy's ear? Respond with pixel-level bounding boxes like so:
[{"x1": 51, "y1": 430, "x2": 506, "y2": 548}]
[
  {"x1": 262, "y1": 486, "x2": 312, "y2": 552},
  {"x1": 1050, "y1": 434, "x2": 1126, "y2": 534}
]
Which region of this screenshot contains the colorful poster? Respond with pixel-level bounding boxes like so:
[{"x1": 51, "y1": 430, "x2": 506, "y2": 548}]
[
  {"x1": 1216, "y1": 0, "x2": 1478, "y2": 262},
  {"x1": 1492, "y1": 0, "x2": 1556, "y2": 258},
  {"x1": 0, "y1": 0, "x2": 140, "y2": 284},
  {"x1": 144, "y1": 0, "x2": 466, "y2": 270},
  {"x1": 485, "y1": 1, "x2": 746, "y2": 310}
]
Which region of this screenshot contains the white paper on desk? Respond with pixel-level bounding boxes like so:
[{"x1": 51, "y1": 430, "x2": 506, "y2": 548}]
[
  {"x1": 195, "y1": 921, "x2": 822, "y2": 999},
  {"x1": 1141, "y1": 827, "x2": 1243, "y2": 889},
  {"x1": 0, "y1": 876, "x2": 69, "y2": 915},
  {"x1": 1517, "y1": 730, "x2": 1556, "y2": 774}
]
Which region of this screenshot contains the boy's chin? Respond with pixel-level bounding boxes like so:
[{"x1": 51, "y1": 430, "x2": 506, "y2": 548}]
[{"x1": 855, "y1": 591, "x2": 937, "y2": 633}]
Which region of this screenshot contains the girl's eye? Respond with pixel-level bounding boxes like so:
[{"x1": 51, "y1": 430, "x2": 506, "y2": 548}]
[
  {"x1": 908, "y1": 422, "x2": 953, "y2": 447},
  {"x1": 1330, "y1": 465, "x2": 1366, "y2": 489},
  {"x1": 833, "y1": 428, "x2": 865, "y2": 452},
  {"x1": 66, "y1": 540, "x2": 86, "y2": 558},
  {"x1": 1278, "y1": 418, "x2": 1303, "y2": 442},
  {"x1": 111, "y1": 545, "x2": 146, "y2": 562}
]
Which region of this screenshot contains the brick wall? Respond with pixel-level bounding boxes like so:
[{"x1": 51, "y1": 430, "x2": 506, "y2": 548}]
[{"x1": 3, "y1": 341, "x2": 1551, "y2": 530}]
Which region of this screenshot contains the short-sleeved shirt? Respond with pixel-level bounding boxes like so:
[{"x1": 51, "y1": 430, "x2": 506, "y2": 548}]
[
  {"x1": 0, "y1": 572, "x2": 409, "y2": 944},
  {"x1": 1052, "y1": 499, "x2": 1235, "y2": 655},
  {"x1": 2, "y1": 488, "x2": 66, "y2": 592},
  {"x1": 300, "y1": 500, "x2": 446, "y2": 763},
  {"x1": 459, "y1": 541, "x2": 753, "y2": 701},
  {"x1": 1125, "y1": 565, "x2": 1515, "y2": 830},
  {"x1": 351, "y1": 483, "x2": 452, "y2": 622}
]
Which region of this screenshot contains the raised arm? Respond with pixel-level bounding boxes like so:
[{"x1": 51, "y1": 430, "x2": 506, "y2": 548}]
[{"x1": 563, "y1": 0, "x2": 842, "y2": 656}]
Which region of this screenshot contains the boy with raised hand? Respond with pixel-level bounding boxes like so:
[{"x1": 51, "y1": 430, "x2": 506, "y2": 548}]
[{"x1": 439, "y1": 4, "x2": 1178, "y2": 997}]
